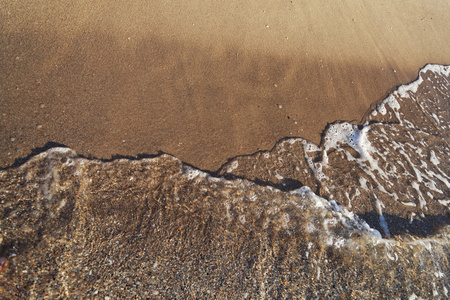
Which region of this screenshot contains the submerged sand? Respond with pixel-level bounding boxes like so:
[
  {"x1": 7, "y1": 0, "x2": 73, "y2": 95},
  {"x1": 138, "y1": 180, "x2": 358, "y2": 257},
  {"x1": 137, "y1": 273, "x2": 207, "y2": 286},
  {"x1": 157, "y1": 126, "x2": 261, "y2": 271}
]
[{"x1": 1, "y1": 0, "x2": 449, "y2": 170}]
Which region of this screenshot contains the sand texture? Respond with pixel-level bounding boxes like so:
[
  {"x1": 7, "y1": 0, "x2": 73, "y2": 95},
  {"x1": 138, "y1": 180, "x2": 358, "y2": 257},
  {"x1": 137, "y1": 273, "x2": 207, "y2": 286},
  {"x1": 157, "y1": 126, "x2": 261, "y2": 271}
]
[
  {"x1": 0, "y1": 2, "x2": 450, "y2": 296},
  {"x1": 1, "y1": 0, "x2": 450, "y2": 170}
]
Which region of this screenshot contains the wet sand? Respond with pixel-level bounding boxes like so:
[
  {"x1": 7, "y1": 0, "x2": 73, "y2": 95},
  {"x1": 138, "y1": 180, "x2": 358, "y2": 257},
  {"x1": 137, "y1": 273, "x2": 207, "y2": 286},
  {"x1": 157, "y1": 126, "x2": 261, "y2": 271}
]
[{"x1": 1, "y1": 1, "x2": 449, "y2": 170}]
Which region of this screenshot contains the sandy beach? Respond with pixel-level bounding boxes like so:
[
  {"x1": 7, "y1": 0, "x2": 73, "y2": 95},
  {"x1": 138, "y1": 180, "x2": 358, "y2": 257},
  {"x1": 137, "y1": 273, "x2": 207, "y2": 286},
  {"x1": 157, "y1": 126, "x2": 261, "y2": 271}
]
[
  {"x1": 1, "y1": 2, "x2": 450, "y2": 297},
  {"x1": 1, "y1": 0, "x2": 449, "y2": 170}
]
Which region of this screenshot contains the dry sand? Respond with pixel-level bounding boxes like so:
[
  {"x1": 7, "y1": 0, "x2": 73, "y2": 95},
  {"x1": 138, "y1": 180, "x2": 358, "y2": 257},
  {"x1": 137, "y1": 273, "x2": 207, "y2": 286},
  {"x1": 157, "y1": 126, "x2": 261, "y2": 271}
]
[{"x1": 1, "y1": 0, "x2": 449, "y2": 170}]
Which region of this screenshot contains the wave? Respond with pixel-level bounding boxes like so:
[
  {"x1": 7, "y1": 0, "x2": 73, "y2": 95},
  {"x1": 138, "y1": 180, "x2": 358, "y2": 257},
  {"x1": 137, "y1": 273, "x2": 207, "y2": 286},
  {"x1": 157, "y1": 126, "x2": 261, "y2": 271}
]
[
  {"x1": 0, "y1": 64, "x2": 449, "y2": 298},
  {"x1": 220, "y1": 64, "x2": 450, "y2": 237}
]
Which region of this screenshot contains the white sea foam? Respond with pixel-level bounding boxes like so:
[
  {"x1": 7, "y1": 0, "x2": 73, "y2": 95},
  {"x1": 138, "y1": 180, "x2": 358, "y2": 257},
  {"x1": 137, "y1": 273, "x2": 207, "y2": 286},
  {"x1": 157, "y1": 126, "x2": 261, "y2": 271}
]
[{"x1": 397, "y1": 64, "x2": 450, "y2": 98}]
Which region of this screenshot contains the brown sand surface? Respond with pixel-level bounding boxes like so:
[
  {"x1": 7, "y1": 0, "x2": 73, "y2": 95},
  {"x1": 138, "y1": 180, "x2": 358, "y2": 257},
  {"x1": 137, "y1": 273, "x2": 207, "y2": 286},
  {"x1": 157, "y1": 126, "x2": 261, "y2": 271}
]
[{"x1": 1, "y1": 0, "x2": 449, "y2": 170}]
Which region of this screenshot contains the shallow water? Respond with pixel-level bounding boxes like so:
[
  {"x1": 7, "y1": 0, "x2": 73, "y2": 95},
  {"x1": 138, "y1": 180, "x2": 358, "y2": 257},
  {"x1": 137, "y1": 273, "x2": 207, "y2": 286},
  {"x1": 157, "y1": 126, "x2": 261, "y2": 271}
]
[
  {"x1": 0, "y1": 64, "x2": 449, "y2": 298},
  {"x1": 220, "y1": 64, "x2": 450, "y2": 237}
]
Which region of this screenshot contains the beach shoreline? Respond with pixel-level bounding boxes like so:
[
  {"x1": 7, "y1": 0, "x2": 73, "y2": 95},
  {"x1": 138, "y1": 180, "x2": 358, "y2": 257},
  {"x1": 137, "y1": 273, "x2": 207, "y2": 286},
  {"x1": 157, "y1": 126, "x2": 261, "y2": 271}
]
[{"x1": 1, "y1": 0, "x2": 449, "y2": 170}]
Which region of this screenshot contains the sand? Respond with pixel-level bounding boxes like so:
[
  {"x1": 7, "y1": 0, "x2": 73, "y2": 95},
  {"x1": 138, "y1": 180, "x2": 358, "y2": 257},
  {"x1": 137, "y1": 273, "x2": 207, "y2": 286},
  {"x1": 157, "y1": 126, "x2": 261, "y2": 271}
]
[{"x1": 1, "y1": 0, "x2": 449, "y2": 170}]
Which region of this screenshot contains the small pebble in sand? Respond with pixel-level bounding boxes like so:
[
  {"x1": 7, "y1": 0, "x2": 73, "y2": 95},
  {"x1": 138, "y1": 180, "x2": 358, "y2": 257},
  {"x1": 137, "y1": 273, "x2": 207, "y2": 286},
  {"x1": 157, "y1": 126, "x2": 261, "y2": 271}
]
[{"x1": 0, "y1": 257, "x2": 8, "y2": 272}]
